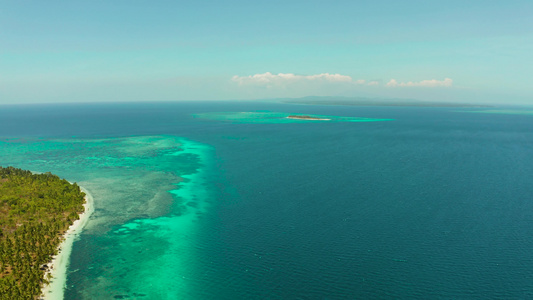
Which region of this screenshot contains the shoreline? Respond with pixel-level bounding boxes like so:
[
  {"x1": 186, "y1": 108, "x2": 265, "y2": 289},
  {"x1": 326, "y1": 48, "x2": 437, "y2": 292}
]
[
  {"x1": 40, "y1": 185, "x2": 94, "y2": 300},
  {"x1": 286, "y1": 116, "x2": 331, "y2": 121}
]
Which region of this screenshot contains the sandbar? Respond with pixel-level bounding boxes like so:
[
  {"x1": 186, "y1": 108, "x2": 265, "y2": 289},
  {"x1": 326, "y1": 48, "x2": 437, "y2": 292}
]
[{"x1": 286, "y1": 115, "x2": 331, "y2": 121}]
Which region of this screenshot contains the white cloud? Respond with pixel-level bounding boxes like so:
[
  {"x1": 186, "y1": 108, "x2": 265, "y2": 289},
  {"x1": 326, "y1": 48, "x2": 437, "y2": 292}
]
[
  {"x1": 386, "y1": 78, "x2": 453, "y2": 87},
  {"x1": 231, "y1": 73, "x2": 453, "y2": 89},
  {"x1": 232, "y1": 72, "x2": 353, "y2": 85}
]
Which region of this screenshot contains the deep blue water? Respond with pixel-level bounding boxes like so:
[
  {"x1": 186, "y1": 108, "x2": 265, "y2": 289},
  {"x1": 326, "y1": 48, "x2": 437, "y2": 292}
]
[{"x1": 1, "y1": 101, "x2": 533, "y2": 299}]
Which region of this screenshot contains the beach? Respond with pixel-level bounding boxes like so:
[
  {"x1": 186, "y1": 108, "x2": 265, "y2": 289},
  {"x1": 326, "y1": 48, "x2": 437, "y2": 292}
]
[
  {"x1": 41, "y1": 185, "x2": 94, "y2": 300},
  {"x1": 286, "y1": 116, "x2": 331, "y2": 121}
]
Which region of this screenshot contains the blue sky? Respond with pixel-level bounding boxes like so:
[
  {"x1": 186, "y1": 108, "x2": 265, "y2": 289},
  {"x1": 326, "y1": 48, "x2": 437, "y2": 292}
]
[{"x1": 1, "y1": 1, "x2": 532, "y2": 104}]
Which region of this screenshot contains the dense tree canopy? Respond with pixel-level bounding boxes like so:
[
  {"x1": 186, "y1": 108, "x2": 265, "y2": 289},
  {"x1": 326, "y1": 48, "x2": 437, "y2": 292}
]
[{"x1": 0, "y1": 166, "x2": 86, "y2": 299}]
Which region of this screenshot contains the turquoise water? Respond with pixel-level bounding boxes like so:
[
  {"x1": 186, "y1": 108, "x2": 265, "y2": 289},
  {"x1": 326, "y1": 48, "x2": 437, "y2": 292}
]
[
  {"x1": 0, "y1": 135, "x2": 214, "y2": 298},
  {"x1": 1, "y1": 102, "x2": 533, "y2": 299}
]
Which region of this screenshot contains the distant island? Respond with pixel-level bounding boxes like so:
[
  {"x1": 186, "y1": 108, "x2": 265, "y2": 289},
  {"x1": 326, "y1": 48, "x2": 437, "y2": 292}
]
[
  {"x1": 286, "y1": 115, "x2": 331, "y2": 121},
  {"x1": 274, "y1": 96, "x2": 492, "y2": 108},
  {"x1": 0, "y1": 166, "x2": 87, "y2": 299}
]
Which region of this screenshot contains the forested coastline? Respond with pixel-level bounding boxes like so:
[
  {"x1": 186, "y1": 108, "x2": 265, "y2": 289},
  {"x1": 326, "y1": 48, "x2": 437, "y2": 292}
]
[{"x1": 0, "y1": 166, "x2": 85, "y2": 299}]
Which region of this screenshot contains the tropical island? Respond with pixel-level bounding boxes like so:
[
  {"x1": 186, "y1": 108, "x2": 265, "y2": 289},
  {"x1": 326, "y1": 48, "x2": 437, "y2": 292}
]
[
  {"x1": 0, "y1": 166, "x2": 87, "y2": 299},
  {"x1": 286, "y1": 115, "x2": 331, "y2": 121}
]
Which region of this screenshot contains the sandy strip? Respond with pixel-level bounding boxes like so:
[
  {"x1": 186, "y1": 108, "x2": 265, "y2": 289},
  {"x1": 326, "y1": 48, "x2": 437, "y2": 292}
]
[
  {"x1": 41, "y1": 185, "x2": 94, "y2": 300},
  {"x1": 286, "y1": 116, "x2": 331, "y2": 121}
]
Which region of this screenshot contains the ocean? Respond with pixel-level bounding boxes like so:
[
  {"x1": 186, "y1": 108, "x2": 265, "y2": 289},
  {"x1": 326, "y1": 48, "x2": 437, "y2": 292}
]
[{"x1": 1, "y1": 101, "x2": 533, "y2": 299}]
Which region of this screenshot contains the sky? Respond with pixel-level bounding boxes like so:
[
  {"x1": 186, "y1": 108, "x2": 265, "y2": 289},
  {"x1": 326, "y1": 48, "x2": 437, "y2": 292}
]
[{"x1": 1, "y1": 0, "x2": 532, "y2": 104}]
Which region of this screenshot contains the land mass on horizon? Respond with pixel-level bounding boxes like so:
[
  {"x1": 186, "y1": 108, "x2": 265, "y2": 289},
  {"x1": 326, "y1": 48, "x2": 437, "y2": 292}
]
[{"x1": 276, "y1": 96, "x2": 493, "y2": 108}]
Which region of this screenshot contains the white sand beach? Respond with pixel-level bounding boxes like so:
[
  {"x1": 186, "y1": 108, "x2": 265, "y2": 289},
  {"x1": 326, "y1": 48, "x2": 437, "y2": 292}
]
[{"x1": 41, "y1": 185, "x2": 94, "y2": 300}]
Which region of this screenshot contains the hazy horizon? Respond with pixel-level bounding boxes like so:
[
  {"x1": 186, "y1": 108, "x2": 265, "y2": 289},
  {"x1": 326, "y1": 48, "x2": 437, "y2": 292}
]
[{"x1": 0, "y1": 95, "x2": 529, "y2": 107}]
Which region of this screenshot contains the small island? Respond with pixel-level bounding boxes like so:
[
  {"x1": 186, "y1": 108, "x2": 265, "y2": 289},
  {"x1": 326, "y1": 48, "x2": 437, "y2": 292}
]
[
  {"x1": 286, "y1": 115, "x2": 331, "y2": 121},
  {"x1": 193, "y1": 111, "x2": 393, "y2": 123}
]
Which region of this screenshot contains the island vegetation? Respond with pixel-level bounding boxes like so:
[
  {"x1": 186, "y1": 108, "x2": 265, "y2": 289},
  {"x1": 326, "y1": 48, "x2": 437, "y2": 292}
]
[{"x1": 0, "y1": 166, "x2": 85, "y2": 299}]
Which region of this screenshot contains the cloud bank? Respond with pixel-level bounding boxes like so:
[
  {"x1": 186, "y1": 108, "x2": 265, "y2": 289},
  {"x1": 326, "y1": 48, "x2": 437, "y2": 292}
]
[
  {"x1": 386, "y1": 78, "x2": 453, "y2": 87},
  {"x1": 231, "y1": 72, "x2": 353, "y2": 85},
  {"x1": 231, "y1": 73, "x2": 453, "y2": 88}
]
